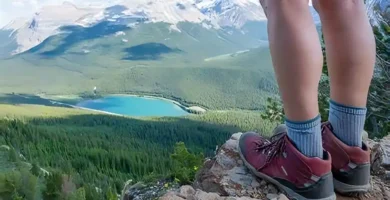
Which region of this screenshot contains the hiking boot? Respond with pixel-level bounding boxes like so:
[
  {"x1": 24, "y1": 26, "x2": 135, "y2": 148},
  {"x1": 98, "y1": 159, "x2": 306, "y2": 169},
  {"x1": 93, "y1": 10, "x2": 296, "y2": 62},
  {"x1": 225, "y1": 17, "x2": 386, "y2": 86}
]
[
  {"x1": 322, "y1": 122, "x2": 371, "y2": 194},
  {"x1": 238, "y1": 126, "x2": 336, "y2": 200}
]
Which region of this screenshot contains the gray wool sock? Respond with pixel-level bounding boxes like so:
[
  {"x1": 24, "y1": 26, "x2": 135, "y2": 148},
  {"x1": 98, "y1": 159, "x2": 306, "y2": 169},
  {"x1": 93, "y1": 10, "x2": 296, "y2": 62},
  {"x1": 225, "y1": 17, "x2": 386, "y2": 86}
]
[
  {"x1": 329, "y1": 100, "x2": 367, "y2": 147},
  {"x1": 285, "y1": 115, "x2": 323, "y2": 158}
]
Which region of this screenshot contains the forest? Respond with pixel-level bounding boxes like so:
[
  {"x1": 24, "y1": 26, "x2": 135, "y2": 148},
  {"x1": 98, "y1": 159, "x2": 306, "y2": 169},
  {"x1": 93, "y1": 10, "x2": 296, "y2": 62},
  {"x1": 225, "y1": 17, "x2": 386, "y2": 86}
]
[{"x1": 0, "y1": 108, "x2": 275, "y2": 200}]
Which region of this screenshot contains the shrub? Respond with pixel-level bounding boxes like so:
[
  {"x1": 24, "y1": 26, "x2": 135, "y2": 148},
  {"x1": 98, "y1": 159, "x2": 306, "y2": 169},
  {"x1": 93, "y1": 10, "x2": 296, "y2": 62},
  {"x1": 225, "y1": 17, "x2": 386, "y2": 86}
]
[{"x1": 170, "y1": 142, "x2": 204, "y2": 185}]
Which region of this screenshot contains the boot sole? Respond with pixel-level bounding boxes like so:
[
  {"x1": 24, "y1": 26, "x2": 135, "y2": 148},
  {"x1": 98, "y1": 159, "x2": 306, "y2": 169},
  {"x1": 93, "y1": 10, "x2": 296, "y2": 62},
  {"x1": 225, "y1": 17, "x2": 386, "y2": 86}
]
[
  {"x1": 238, "y1": 142, "x2": 336, "y2": 200},
  {"x1": 333, "y1": 178, "x2": 371, "y2": 194}
]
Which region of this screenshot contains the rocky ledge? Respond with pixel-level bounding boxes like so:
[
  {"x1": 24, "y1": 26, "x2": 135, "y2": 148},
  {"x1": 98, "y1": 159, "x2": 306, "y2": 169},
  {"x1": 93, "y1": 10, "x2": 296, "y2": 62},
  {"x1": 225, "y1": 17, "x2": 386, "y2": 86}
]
[{"x1": 160, "y1": 133, "x2": 390, "y2": 200}]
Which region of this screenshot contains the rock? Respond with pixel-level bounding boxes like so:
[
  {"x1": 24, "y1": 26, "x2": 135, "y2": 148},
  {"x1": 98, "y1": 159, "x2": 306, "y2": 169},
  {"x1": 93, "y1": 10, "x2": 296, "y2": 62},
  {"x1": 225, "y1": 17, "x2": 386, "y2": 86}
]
[
  {"x1": 266, "y1": 193, "x2": 278, "y2": 200},
  {"x1": 237, "y1": 159, "x2": 244, "y2": 166},
  {"x1": 384, "y1": 190, "x2": 390, "y2": 199},
  {"x1": 380, "y1": 136, "x2": 390, "y2": 170},
  {"x1": 385, "y1": 171, "x2": 390, "y2": 180},
  {"x1": 231, "y1": 133, "x2": 243, "y2": 140},
  {"x1": 122, "y1": 180, "x2": 180, "y2": 200},
  {"x1": 371, "y1": 135, "x2": 390, "y2": 174},
  {"x1": 234, "y1": 197, "x2": 258, "y2": 200},
  {"x1": 250, "y1": 180, "x2": 260, "y2": 188},
  {"x1": 160, "y1": 191, "x2": 184, "y2": 200},
  {"x1": 266, "y1": 184, "x2": 278, "y2": 194},
  {"x1": 179, "y1": 185, "x2": 195, "y2": 198},
  {"x1": 215, "y1": 149, "x2": 238, "y2": 169},
  {"x1": 192, "y1": 132, "x2": 282, "y2": 199},
  {"x1": 198, "y1": 133, "x2": 390, "y2": 200},
  {"x1": 260, "y1": 180, "x2": 267, "y2": 187},
  {"x1": 194, "y1": 190, "x2": 223, "y2": 200},
  {"x1": 155, "y1": 133, "x2": 390, "y2": 200},
  {"x1": 277, "y1": 194, "x2": 288, "y2": 200}
]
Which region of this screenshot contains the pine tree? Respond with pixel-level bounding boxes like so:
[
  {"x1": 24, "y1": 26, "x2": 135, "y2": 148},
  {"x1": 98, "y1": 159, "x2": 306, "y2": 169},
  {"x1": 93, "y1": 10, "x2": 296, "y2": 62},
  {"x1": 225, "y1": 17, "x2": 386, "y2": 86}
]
[
  {"x1": 8, "y1": 147, "x2": 20, "y2": 163},
  {"x1": 43, "y1": 171, "x2": 63, "y2": 200},
  {"x1": 31, "y1": 162, "x2": 41, "y2": 177},
  {"x1": 366, "y1": 22, "x2": 390, "y2": 137},
  {"x1": 170, "y1": 142, "x2": 204, "y2": 184}
]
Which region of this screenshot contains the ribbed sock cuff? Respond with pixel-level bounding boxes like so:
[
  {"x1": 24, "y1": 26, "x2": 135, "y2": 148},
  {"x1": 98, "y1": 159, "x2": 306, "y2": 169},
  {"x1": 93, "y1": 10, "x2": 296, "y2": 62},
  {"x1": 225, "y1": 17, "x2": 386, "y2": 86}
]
[
  {"x1": 285, "y1": 115, "x2": 321, "y2": 130},
  {"x1": 329, "y1": 100, "x2": 366, "y2": 147},
  {"x1": 329, "y1": 100, "x2": 367, "y2": 115},
  {"x1": 285, "y1": 115, "x2": 323, "y2": 158}
]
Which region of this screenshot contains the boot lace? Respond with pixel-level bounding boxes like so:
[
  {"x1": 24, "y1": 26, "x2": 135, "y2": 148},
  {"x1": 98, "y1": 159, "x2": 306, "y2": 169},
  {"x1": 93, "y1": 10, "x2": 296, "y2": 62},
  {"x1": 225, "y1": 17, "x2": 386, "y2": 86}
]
[{"x1": 254, "y1": 133, "x2": 287, "y2": 170}]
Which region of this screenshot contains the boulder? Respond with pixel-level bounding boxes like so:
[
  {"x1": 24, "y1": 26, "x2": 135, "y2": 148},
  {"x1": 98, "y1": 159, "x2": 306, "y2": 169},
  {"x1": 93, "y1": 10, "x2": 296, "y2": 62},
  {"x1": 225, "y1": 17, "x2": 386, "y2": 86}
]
[
  {"x1": 190, "y1": 133, "x2": 390, "y2": 200},
  {"x1": 370, "y1": 135, "x2": 390, "y2": 174},
  {"x1": 125, "y1": 133, "x2": 390, "y2": 200}
]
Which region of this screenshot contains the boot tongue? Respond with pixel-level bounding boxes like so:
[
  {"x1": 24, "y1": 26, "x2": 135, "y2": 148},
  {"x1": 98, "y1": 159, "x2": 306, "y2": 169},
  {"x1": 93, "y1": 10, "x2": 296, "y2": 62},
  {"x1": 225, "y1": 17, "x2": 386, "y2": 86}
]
[{"x1": 270, "y1": 131, "x2": 286, "y2": 142}]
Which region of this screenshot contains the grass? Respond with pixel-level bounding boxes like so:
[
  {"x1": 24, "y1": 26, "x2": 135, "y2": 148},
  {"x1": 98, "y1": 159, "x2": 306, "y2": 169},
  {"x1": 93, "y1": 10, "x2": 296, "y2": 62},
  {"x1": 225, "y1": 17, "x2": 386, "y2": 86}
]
[
  {"x1": 0, "y1": 104, "x2": 276, "y2": 136},
  {"x1": 0, "y1": 104, "x2": 94, "y2": 118}
]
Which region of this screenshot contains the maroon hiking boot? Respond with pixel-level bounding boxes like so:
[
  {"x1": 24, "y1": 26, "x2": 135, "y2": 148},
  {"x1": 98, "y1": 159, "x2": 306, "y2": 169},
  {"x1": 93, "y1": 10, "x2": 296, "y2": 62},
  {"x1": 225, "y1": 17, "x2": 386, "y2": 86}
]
[
  {"x1": 238, "y1": 126, "x2": 336, "y2": 200},
  {"x1": 322, "y1": 122, "x2": 371, "y2": 194}
]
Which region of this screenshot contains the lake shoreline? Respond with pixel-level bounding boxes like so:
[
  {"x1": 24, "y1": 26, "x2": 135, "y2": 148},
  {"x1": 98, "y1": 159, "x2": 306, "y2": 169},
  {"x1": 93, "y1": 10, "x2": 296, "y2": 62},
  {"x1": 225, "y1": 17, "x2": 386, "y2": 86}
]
[
  {"x1": 43, "y1": 93, "x2": 207, "y2": 115},
  {"x1": 50, "y1": 101, "x2": 128, "y2": 117},
  {"x1": 110, "y1": 94, "x2": 207, "y2": 114}
]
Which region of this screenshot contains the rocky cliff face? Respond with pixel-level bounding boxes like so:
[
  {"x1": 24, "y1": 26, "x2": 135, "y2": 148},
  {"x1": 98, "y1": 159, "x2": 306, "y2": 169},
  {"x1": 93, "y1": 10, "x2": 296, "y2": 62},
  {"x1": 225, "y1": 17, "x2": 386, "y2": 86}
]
[{"x1": 157, "y1": 133, "x2": 390, "y2": 200}]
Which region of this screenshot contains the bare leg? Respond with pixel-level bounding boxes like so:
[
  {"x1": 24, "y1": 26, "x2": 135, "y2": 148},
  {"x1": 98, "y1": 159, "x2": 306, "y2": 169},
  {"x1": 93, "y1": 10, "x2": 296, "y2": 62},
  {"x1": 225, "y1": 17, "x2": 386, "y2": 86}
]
[
  {"x1": 313, "y1": 0, "x2": 376, "y2": 107},
  {"x1": 264, "y1": 0, "x2": 323, "y2": 121},
  {"x1": 314, "y1": 0, "x2": 376, "y2": 147},
  {"x1": 262, "y1": 0, "x2": 324, "y2": 157},
  {"x1": 237, "y1": 3, "x2": 335, "y2": 199}
]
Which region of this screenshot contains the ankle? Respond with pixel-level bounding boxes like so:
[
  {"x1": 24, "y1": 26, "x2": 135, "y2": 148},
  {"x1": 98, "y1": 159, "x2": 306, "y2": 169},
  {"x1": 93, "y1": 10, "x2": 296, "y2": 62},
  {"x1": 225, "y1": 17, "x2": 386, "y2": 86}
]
[
  {"x1": 328, "y1": 100, "x2": 366, "y2": 147},
  {"x1": 285, "y1": 115, "x2": 323, "y2": 158}
]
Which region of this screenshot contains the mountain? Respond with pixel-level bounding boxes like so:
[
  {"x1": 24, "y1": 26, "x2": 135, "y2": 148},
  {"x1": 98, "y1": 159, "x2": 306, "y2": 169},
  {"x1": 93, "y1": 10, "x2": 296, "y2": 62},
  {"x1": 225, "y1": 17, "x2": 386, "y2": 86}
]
[
  {"x1": 0, "y1": 21, "x2": 276, "y2": 109},
  {"x1": 0, "y1": 0, "x2": 268, "y2": 57},
  {"x1": 195, "y1": 0, "x2": 266, "y2": 28},
  {"x1": 0, "y1": 0, "x2": 323, "y2": 58},
  {"x1": 0, "y1": 0, "x2": 324, "y2": 109}
]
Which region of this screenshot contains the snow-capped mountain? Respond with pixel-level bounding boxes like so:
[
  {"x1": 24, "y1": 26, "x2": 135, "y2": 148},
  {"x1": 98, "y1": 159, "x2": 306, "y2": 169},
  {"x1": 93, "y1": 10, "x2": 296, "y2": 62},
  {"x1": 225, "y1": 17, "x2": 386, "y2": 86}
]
[
  {"x1": 1, "y1": 0, "x2": 268, "y2": 55},
  {"x1": 196, "y1": 0, "x2": 266, "y2": 28},
  {"x1": 2, "y1": 2, "x2": 104, "y2": 54}
]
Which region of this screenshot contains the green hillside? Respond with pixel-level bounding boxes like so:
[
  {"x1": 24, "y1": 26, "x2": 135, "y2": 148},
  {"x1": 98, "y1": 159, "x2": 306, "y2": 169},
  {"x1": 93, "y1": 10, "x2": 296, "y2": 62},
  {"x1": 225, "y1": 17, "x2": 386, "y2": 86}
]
[
  {"x1": 0, "y1": 21, "x2": 277, "y2": 199},
  {"x1": 0, "y1": 22, "x2": 277, "y2": 110},
  {"x1": 0, "y1": 104, "x2": 276, "y2": 199}
]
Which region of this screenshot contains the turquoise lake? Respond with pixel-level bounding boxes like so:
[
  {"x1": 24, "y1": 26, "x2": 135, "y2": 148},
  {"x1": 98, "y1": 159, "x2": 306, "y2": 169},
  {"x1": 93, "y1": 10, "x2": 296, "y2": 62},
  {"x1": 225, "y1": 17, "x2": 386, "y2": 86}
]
[{"x1": 76, "y1": 96, "x2": 189, "y2": 117}]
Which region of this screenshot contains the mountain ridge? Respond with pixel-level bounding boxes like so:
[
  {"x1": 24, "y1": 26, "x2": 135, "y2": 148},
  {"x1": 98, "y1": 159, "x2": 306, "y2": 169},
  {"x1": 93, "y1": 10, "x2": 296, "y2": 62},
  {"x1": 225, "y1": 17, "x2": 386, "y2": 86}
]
[{"x1": 1, "y1": 0, "x2": 268, "y2": 55}]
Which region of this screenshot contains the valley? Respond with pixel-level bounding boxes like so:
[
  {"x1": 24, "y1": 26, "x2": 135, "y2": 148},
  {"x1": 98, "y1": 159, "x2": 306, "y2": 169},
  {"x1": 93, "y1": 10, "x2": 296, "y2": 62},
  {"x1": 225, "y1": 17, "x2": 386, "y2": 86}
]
[
  {"x1": 0, "y1": 0, "x2": 388, "y2": 199},
  {"x1": 0, "y1": 20, "x2": 277, "y2": 110},
  {"x1": 0, "y1": 103, "x2": 277, "y2": 199},
  {"x1": 0, "y1": 1, "x2": 279, "y2": 198}
]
